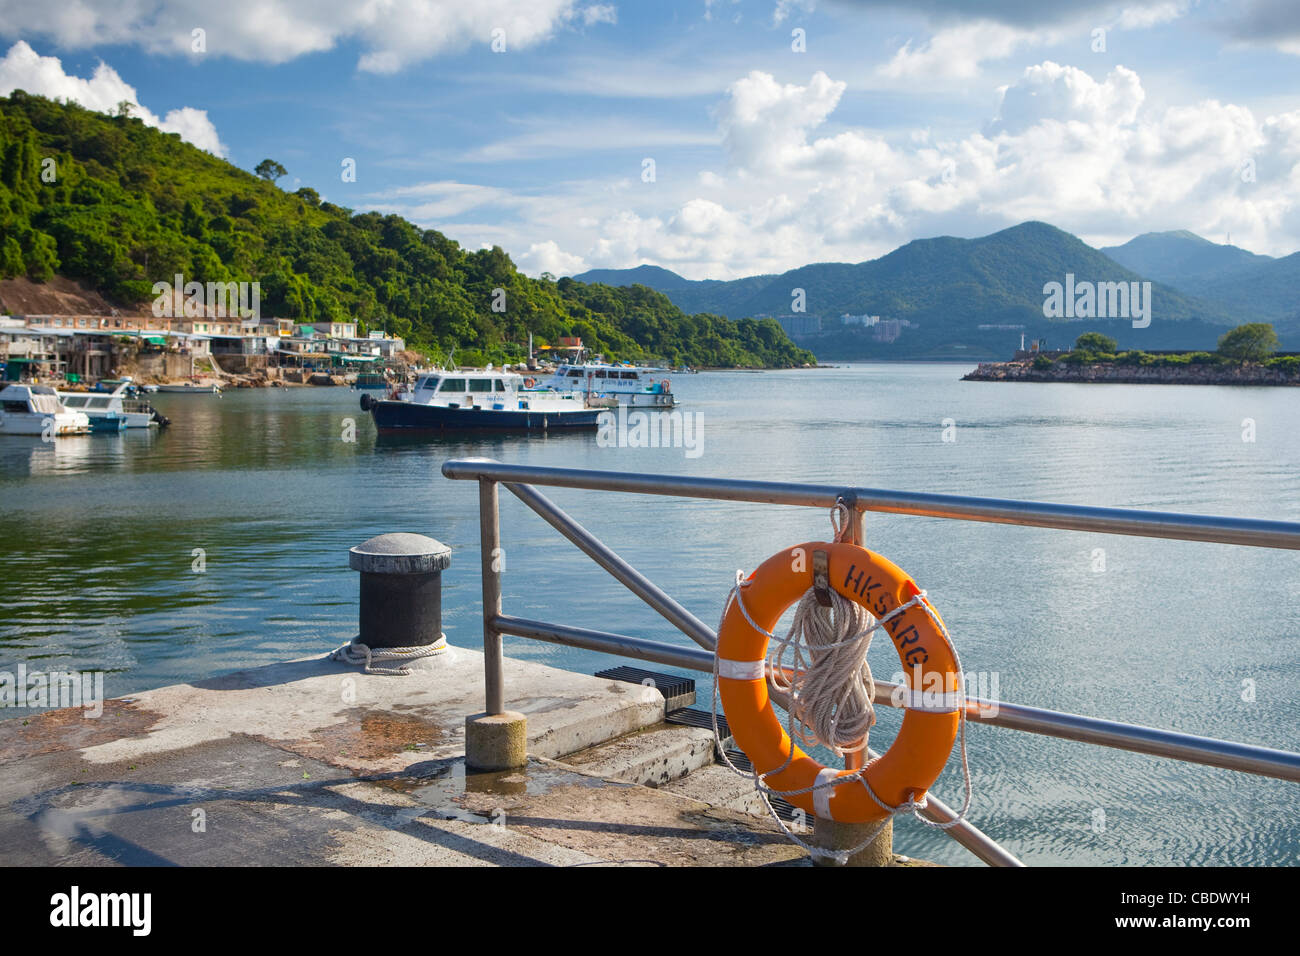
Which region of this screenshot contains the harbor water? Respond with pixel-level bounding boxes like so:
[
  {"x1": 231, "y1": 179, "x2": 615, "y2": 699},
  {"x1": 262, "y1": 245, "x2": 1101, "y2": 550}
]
[{"x1": 2, "y1": 364, "x2": 1297, "y2": 866}]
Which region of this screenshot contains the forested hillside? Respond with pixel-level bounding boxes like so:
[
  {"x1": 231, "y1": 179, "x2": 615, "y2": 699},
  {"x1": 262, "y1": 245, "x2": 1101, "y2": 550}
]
[{"x1": 0, "y1": 92, "x2": 813, "y2": 369}]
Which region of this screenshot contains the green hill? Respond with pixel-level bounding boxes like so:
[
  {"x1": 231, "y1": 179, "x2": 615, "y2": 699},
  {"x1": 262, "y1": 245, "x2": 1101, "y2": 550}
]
[
  {"x1": 578, "y1": 223, "x2": 1255, "y2": 357},
  {"x1": 0, "y1": 92, "x2": 814, "y2": 370},
  {"x1": 1100, "y1": 230, "x2": 1273, "y2": 287}
]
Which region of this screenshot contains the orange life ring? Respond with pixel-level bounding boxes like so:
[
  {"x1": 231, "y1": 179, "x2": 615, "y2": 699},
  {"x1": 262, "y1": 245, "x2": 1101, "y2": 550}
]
[
  {"x1": 523, "y1": 377, "x2": 536, "y2": 388},
  {"x1": 716, "y1": 540, "x2": 960, "y2": 823}
]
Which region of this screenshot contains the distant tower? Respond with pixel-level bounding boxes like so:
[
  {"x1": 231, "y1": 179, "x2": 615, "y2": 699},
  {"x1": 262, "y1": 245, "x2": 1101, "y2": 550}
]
[{"x1": 1020, "y1": 332, "x2": 1026, "y2": 352}]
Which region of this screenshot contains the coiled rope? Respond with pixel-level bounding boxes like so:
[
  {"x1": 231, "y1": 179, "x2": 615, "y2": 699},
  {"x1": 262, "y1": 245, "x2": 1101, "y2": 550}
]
[
  {"x1": 710, "y1": 505, "x2": 974, "y2": 865},
  {"x1": 329, "y1": 634, "x2": 448, "y2": 676}
]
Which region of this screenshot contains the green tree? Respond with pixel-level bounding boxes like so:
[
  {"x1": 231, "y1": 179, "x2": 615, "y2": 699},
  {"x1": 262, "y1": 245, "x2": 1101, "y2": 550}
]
[
  {"x1": 1217, "y1": 323, "x2": 1278, "y2": 362},
  {"x1": 1075, "y1": 331, "x2": 1117, "y2": 353},
  {"x1": 254, "y1": 158, "x2": 287, "y2": 182}
]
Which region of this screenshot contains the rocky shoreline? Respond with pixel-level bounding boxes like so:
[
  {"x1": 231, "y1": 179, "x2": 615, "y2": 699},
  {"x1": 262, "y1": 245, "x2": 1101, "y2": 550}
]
[{"x1": 964, "y1": 360, "x2": 1300, "y2": 386}]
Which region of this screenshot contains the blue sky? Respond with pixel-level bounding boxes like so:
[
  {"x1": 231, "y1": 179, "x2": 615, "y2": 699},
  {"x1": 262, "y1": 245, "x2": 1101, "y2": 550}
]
[{"x1": 2, "y1": 1, "x2": 1299, "y2": 278}]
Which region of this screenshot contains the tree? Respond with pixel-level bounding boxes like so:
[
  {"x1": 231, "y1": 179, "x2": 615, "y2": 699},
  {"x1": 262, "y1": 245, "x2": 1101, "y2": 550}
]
[
  {"x1": 1075, "y1": 331, "x2": 1117, "y2": 353},
  {"x1": 1217, "y1": 323, "x2": 1278, "y2": 362},
  {"x1": 115, "y1": 100, "x2": 133, "y2": 119},
  {"x1": 255, "y1": 159, "x2": 287, "y2": 182}
]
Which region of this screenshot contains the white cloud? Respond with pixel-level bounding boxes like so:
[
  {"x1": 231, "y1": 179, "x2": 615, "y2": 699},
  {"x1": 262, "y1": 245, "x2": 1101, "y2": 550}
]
[
  {"x1": 517, "y1": 239, "x2": 588, "y2": 276},
  {"x1": 773, "y1": 0, "x2": 816, "y2": 25},
  {"x1": 1115, "y1": 2, "x2": 1188, "y2": 30},
  {"x1": 0, "y1": 1, "x2": 617, "y2": 73},
  {"x1": 0, "y1": 41, "x2": 227, "y2": 156},
  {"x1": 582, "y1": 5, "x2": 618, "y2": 26},
  {"x1": 715, "y1": 70, "x2": 847, "y2": 173},
  {"x1": 879, "y1": 21, "x2": 1057, "y2": 80}
]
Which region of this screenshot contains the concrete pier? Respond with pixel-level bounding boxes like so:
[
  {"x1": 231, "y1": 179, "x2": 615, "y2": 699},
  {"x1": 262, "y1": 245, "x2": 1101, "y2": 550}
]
[{"x1": 0, "y1": 647, "x2": 821, "y2": 866}]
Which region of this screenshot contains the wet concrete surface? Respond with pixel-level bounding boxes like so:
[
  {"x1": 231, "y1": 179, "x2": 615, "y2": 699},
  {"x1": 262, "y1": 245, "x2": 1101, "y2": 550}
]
[{"x1": 0, "y1": 648, "x2": 807, "y2": 866}]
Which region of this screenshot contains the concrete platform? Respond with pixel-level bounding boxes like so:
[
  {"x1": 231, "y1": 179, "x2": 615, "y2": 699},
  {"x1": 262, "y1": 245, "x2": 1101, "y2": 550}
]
[{"x1": 0, "y1": 646, "x2": 807, "y2": 866}]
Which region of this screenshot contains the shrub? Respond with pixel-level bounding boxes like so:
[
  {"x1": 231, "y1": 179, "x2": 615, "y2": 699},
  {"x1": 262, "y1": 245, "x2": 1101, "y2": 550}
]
[
  {"x1": 1032, "y1": 354, "x2": 1053, "y2": 370},
  {"x1": 1075, "y1": 331, "x2": 1118, "y2": 353},
  {"x1": 1217, "y1": 323, "x2": 1278, "y2": 361}
]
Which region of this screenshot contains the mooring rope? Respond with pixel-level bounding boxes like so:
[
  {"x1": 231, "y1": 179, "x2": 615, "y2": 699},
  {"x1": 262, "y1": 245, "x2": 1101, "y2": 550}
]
[
  {"x1": 329, "y1": 635, "x2": 448, "y2": 676},
  {"x1": 710, "y1": 506, "x2": 974, "y2": 865}
]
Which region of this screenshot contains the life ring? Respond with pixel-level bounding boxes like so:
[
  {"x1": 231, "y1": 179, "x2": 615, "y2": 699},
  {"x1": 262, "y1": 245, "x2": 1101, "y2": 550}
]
[
  {"x1": 716, "y1": 540, "x2": 960, "y2": 823},
  {"x1": 523, "y1": 377, "x2": 536, "y2": 388}
]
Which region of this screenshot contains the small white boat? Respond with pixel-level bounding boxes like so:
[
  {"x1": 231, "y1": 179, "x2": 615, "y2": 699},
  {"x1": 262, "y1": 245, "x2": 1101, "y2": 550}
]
[
  {"x1": 57, "y1": 383, "x2": 164, "y2": 428},
  {"x1": 0, "y1": 383, "x2": 90, "y2": 436},
  {"x1": 538, "y1": 362, "x2": 677, "y2": 407},
  {"x1": 156, "y1": 383, "x2": 221, "y2": 393}
]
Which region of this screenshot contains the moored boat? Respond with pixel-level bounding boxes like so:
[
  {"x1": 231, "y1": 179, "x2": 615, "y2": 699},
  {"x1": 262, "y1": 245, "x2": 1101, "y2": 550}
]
[
  {"x1": 361, "y1": 369, "x2": 602, "y2": 431},
  {"x1": 538, "y1": 362, "x2": 677, "y2": 407},
  {"x1": 58, "y1": 383, "x2": 168, "y2": 428},
  {"x1": 155, "y1": 382, "x2": 222, "y2": 394},
  {"x1": 0, "y1": 384, "x2": 90, "y2": 436},
  {"x1": 352, "y1": 372, "x2": 391, "y2": 390}
]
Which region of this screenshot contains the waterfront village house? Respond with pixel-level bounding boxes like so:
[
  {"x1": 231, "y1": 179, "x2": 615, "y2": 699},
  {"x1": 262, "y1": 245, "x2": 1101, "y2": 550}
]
[{"x1": 5, "y1": 313, "x2": 402, "y2": 380}]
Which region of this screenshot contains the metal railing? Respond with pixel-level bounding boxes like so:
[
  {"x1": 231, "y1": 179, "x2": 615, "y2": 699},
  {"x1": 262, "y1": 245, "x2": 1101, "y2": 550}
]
[{"x1": 443, "y1": 457, "x2": 1300, "y2": 867}]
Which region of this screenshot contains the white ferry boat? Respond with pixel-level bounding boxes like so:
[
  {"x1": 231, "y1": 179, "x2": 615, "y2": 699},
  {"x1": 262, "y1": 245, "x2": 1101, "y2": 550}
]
[
  {"x1": 0, "y1": 384, "x2": 90, "y2": 436},
  {"x1": 538, "y1": 363, "x2": 676, "y2": 408},
  {"x1": 361, "y1": 369, "x2": 602, "y2": 432},
  {"x1": 57, "y1": 383, "x2": 166, "y2": 428}
]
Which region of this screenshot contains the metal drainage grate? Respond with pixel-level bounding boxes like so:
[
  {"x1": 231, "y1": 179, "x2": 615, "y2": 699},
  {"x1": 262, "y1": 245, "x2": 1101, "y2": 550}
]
[
  {"x1": 594, "y1": 666, "x2": 695, "y2": 711},
  {"x1": 665, "y1": 706, "x2": 731, "y2": 741},
  {"x1": 722, "y1": 749, "x2": 800, "y2": 821}
]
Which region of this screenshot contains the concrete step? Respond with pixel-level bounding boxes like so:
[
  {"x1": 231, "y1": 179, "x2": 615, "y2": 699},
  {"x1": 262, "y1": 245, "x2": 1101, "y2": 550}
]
[
  {"x1": 553, "y1": 722, "x2": 718, "y2": 788},
  {"x1": 661, "y1": 762, "x2": 771, "y2": 817}
]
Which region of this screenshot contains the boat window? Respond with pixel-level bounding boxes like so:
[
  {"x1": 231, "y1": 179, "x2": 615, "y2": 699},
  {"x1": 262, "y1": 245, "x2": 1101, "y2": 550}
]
[
  {"x1": 620, "y1": 371, "x2": 638, "y2": 379},
  {"x1": 439, "y1": 378, "x2": 466, "y2": 392},
  {"x1": 3, "y1": 401, "x2": 28, "y2": 413},
  {"x1": 419, "y1": 376, "x2": 439, "y2": 390},
  {"x1": 62, "y1": 396, "x2": 88, "y2": 407},
  {"x1": 594, "y1": 370, "x2": 607, "y2": 378},
  {"x1": 567, "y1": 370, "x2": 581, "y2": 378},
  {"x1": 468, "y1": 379, "x2": 493, "y2": 393},
  {"x1": 494, "y1": 380, "x2": 506, "y2": 391}
]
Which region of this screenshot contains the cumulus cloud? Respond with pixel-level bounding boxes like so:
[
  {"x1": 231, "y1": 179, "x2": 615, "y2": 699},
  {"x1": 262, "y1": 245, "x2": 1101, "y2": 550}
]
[
  {"x1": 516, "y1": 239, "x2": 588, "y2": 276},
  {"x1": 447, "y1": 62, "x2": 1300, "y2": 277},
  {"x1": 0, "y1": 0, "x2": 617, "y2": 73},
  {"x1": 0, "y1": 41, "x2": 227, "y2": 155}
]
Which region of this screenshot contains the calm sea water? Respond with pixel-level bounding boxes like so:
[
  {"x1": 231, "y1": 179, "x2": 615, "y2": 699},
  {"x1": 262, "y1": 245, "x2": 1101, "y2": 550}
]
[{"x1": 2, "y1": 364, "x2": 1297, "y2": 866}]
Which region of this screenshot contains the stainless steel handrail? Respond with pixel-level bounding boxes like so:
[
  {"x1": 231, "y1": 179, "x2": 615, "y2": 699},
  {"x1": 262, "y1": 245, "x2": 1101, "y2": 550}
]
[
  {"x1": 443, "y1": 458, "x2": 1300, "y2": 550},
  {"x1": 444, "y1": 457, "x2": 1300, "y2": 866}
]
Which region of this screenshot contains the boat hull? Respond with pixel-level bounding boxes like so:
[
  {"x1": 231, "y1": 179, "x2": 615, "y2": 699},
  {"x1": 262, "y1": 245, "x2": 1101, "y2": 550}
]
[
  {"x1": 0, "y1": 412, "x2": 88, "y2": 436},
  {"x1": 370, "y1": 400, "x2": 601, "y2": 432}
]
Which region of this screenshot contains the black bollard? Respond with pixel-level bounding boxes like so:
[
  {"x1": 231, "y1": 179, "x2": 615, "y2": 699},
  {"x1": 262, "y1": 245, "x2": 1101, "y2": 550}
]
[{"x1": 349, "y1": 533, "x2": 451, "y2": 648}]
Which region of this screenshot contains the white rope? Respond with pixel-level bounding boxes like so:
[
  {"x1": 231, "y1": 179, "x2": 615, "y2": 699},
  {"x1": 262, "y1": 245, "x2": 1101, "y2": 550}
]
[
  {"x1": 329, "y1": 634, "x2": 448, "y2": 676},
  {"x1": 768, "y1": 587, "x2": 878, "y2": 757},
  {"x1": 710, "y1": 548, "x2": 975, "y2": 865}
]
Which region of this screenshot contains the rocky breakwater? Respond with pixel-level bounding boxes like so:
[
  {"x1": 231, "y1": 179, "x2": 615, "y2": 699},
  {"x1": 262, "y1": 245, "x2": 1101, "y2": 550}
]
[{"x1": 964, "y1": 359, "x2": 1300, "y2": 386}]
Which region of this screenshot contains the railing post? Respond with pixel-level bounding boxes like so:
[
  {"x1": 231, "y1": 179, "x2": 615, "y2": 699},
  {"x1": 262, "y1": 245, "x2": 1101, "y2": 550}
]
[
  {"x1": 465, "y1": 477, "x2": 527, "y2": 771},
  {"x1": 480, "y1": 478, "x2": 504, "y2": 714}
]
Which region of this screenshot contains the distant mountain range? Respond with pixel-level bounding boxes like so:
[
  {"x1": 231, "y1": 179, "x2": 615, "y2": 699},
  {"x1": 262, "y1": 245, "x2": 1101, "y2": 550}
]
[{"x1": 574, "y1": 223, "x2": 1299, "y2": 359}]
